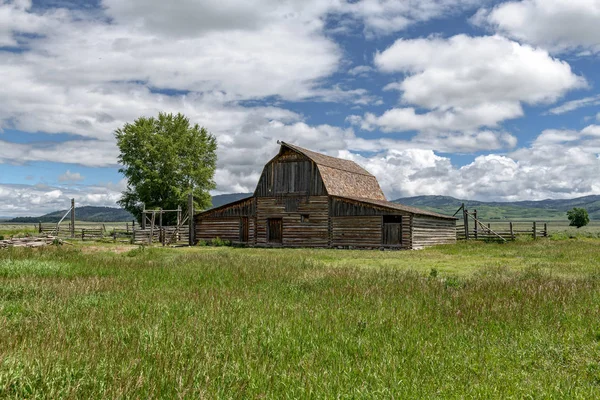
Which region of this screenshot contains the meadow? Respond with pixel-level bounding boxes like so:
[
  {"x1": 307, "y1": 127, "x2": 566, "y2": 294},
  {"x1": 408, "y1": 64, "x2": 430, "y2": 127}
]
[{"x1": 1, "y1": 237, "x2": 600, "y2": 398}]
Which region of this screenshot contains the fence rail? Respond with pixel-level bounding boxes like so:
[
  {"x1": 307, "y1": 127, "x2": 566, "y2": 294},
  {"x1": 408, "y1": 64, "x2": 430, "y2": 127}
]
[
  {"x1": 132, "y1": 226, "x2": 189, "y2": 245},
  {"x1": 457, "y1": 221, "x2": 548, "y2": 241}
]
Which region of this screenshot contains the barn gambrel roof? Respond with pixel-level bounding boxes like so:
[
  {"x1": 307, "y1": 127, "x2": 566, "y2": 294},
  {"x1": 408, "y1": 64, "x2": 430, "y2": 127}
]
[
  {"x1": 280, "y1": 142, "x2": 456, "y2": 220},
  {"x1": 280, "y1": 142, "x2": 386, "y2": 201}
]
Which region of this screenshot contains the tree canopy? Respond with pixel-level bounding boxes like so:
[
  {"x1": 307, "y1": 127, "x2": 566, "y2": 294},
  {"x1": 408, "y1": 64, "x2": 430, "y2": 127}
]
[
  {"x1": 567, "y1": 207, "x2": 590, "y2": 229},
  {"x1": 115, "y1": 112, "x2": 217, "y2": 223}
]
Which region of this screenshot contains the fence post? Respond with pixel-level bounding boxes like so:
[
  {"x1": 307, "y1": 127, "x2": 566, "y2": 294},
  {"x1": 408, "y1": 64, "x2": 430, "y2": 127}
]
[
  {"x1": 509, "y1": 222, "x2": 514, "y2": 240},
  {"x1": 70, "y1": 198, "x2": 75, "y2": 238},
  {"x1": 188, "y1": 193, "x2": 195, "y2": 246},
  {"x1": 141, "y1": 204, "x2": 146, "y2": 230},
  {"x1": 474, "y1": 209, "x2": 478, "y2": 239},
  {"x1": 544, "y1": 223, "x2": 548, "y2": 237},
  {"x1": 463, "y1": 207, "x2": 469, "y2": 240},
  {"x1": 533, "y1": 222, "x2": 537, "y2": 240},
  {"x1": 39, "y1": 221, "x2": 42, "y2": 233}
]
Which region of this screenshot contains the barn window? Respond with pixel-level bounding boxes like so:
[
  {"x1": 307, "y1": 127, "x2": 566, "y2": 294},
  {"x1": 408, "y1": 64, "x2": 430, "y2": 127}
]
[
  {"x1": 382, "y1": 215, "x2": 402, "y2": 246},
  {"x1": 301, "y1": 214, "x2": 310, "y2": 223},
  {"x1": 383, "y1": 215, "x2": 402, "y2": 224}
]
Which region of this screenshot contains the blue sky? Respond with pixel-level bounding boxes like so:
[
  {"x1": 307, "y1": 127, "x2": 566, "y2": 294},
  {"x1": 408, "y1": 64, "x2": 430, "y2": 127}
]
[{"x1": 1, "y1": 0, "x2": 600, "y2": 216}]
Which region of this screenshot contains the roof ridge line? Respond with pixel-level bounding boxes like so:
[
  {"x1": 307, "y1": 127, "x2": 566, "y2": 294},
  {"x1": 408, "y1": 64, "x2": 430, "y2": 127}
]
[
  {"x1": 280, "y1": 141, "x2": 373, "y2": 176},
  {"x1": 316, "y1": 164, "x2": 373, "y2": 177}
]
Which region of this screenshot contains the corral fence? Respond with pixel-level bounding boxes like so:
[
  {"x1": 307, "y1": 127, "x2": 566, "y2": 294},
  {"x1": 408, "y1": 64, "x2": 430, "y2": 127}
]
[
  {"x1": 131, "y1": 194, "x2": 195, "y2": 246},
  {"x1": 33, "y1": 195, "x2": 196, "y2": 246},
  {"x1": 455, "y1": 204, "x2": 548, "y2": 242},
  {"x1": 39, "y1": 222, "x2": 136, "y2": 242},
  {"x1": 132, "y1": 226, "x2": 190, "y2": 246}
]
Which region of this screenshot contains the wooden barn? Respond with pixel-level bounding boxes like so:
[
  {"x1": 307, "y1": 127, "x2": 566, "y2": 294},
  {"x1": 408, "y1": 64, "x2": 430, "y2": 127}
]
[{"x1": 195, "y1": 142, "x2": 457, "y2": 249}]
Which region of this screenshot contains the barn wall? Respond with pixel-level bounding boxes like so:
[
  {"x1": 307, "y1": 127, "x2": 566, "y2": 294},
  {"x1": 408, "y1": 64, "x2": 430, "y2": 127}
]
[
  {"x1": 196, "y1": 217, "x2": 255, "y2": 244},
  {"x1": 411, "y1": 217, "x2": 457, "y2": 249},
  {"x1": 254, "y1": 150, "x2": 326, "y2": 197},
  {"x1": 331, "y1": 216, "x2": 382, "y2": 248},
  {"x1": 255, "y1": 196, "x2": 329, "y2": 247},
  {"x1": 330, "y1": 216, "x2": 412, "y2": 249},
  {"x1": 195, "y1": 198, "x2": 255, "y2": 243},
  {"x1": 330, "y1": 197, "x2": 413, "y2": 249}
]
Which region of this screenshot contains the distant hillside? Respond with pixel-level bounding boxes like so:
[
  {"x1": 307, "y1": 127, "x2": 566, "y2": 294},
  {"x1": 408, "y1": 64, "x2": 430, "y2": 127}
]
[
  {"x1": 210, "y1": 193, "x2": 252, "y2": 208},
  {"x1": 9, "y1": 193, "x2": 598, "y2": 223},
  {"x1": 9, "y1": 207, "x2": 134, "y2": 223},
  {"x1": 394, "y1": 195, "x2": 600, "y2": 220}
]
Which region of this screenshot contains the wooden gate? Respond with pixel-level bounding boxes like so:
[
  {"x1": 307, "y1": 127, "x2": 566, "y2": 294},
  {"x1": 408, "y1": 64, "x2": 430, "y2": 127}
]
[{"x1": 268, "y1": 218, "x2": 283, "y2": 243}]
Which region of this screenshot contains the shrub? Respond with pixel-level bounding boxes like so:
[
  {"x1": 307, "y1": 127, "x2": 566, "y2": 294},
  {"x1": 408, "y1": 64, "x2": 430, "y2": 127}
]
[
  {"x1": 210, "y1": 237, "x2": 231, "y2": 247},
  {"x1": 567, "y1": 207, "x2": 590, "y2": 228},
  {"x1": 126, "y1": 245, "x2": 146, "y2": 257},
  {"x1": 0, "y1": 235, "x2": 4, "y2": 241}
]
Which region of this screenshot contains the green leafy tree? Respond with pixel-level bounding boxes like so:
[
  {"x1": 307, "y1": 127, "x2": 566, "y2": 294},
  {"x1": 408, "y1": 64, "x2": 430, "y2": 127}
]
[
  {"x1": 567, "y1": 207, "x2": 590, "y2": 228},
  {"x1": 115, "y1": 112, "x2": 217, "y2": 224}
]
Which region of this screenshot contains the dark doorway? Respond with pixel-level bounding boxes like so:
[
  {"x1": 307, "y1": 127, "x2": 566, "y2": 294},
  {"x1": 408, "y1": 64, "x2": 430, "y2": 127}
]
[
  {"x1": 240, "y1": 217, "x2": 249, "y2": 242},
  {"x1": 268, "y1": 218, "x2": 283, "y2": 243},
  {"x1": 383, "y1": 215, "x2": 402, "y2": 246}
]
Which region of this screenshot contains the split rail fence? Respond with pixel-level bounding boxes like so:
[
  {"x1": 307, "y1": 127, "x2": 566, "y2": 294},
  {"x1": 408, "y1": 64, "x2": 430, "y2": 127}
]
[
  {"x1": 455, "y1": 204, "x2": 548, "y2": 242},
  {"x1": 29, "y1": 194, "x2": 199, "y2": 246}
]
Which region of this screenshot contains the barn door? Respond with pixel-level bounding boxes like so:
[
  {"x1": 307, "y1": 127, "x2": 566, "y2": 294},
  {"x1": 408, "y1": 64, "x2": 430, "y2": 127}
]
[
  {"x1": 240, "y1": 217, "x2": 249, "y2": 242},
  {"x1": 268, "y1": 218, "x2": 283, "y2": 243},
  {"x1": 383, "y1": 215, "x2": 402, "y2": 246}
]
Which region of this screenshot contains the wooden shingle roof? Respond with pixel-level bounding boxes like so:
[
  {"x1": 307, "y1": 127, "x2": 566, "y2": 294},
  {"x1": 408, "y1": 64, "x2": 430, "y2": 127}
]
[
  {"x1": 333, "y1": 196, "x2": 458, "y2": 220},
  {"x1": 280, "y1": 142, "x2": 386, "y2": 200}
]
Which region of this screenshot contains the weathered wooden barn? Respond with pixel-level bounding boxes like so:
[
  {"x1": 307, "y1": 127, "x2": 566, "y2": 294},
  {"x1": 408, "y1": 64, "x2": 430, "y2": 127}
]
[{"x1": 195, "y1": 142, "x2": 457, "y2": 249}]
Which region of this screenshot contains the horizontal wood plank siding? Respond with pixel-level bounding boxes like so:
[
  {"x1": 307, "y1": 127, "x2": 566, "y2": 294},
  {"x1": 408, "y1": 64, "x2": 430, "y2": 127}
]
[
  {"x1": 255, "y1": 196, "x2": 329, "y2": 247},
  {"x1": 330, "y1": 197, "x2": 413, "y2": 249},
  {"x1": 196, "y1": 217, "x2": 255, "y2": 244},
  {"x1": 331, "y1": 216, "x2": 382, "y2": 248},
  {"x1": 196, "y1": 218, "x2": 240, "y2": 242},
  {"x1": 412, "y1": 217, "x2": 457, "y2": 249},
  {"x1": 330, "y1": 216, "x2": 412, "y2": 249}
]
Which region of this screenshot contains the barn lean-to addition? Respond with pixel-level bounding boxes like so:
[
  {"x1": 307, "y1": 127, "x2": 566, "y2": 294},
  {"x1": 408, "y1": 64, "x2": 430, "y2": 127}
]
[{"x1": 195, "y1": 142, "x2": 457, "y2": 249}]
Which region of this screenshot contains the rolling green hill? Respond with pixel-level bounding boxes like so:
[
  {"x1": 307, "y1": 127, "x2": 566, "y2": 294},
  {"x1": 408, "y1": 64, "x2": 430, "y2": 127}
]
[
  {"x1": 9, "y1": 207, "x2": 135, "y2": 223},
  {"x1": 210, "y1": 193, "x2": 253, "y2": 208},
  {"x1": 393, "y1": 195, "x2": 600, "y2": 220},
  {"x1": 8, "y1": 194, "x2": 599, "y2": 223}
]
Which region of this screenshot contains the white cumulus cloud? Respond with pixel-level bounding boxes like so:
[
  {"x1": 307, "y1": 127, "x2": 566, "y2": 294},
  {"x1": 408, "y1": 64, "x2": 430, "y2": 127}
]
[{"x1": 474, "y1": 0, "x2": 600, "y2": 54}]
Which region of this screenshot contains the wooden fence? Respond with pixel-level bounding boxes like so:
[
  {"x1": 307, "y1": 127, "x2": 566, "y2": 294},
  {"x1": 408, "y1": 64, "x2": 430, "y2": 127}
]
[
  {"x1": 457, "y1": 221, "x2": 548, "y2": 241},
  {"x1": 133, "y1": 226, "x2": 189, "y2": 246},
  {"x1": 38, "y1": 223, "x2": 135, "y2": 242}
]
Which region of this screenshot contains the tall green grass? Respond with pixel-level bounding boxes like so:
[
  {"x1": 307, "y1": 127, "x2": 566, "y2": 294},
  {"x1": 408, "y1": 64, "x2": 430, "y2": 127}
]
[{"x1": 1, "y1": 242, "x2": 600, "y2": 398}]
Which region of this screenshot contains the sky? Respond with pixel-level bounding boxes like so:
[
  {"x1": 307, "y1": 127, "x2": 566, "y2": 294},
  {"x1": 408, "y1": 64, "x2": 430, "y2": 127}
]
[{"x1": 1, "y1": 0, "x2": 600, "y2": 217}]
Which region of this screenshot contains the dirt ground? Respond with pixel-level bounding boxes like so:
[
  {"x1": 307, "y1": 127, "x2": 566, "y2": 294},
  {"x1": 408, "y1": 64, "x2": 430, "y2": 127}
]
[{"x1": 79, "y1": 245, "x2": 137, "y2": 254}]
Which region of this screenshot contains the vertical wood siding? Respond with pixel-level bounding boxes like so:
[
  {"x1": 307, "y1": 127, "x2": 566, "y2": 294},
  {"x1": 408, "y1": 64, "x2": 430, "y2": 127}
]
[
  {"x1": 411, "y1": 217, "x2": 457, "y2": 249},
  {"x1": 254, "y1": 153, "x2": 326, "y2": 197},
  {"x1": 196, "y1": 198, "x2": 255, "y2": 219}
]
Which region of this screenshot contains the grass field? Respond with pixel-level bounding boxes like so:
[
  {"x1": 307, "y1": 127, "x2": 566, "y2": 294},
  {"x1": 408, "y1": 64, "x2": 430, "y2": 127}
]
[
  {"x1": 2, "y1": 240, "x2": 600, "y2": 398},
  {"x1": 0, "y1": 222, "x2": 132, "y2": 238}
]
